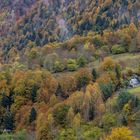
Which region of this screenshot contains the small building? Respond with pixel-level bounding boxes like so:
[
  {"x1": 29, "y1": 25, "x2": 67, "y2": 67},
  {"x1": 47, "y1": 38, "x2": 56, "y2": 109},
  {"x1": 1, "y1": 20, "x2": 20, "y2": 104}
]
[{"x1": 129, "y1": 75, "x2": 140, "y2": 88}]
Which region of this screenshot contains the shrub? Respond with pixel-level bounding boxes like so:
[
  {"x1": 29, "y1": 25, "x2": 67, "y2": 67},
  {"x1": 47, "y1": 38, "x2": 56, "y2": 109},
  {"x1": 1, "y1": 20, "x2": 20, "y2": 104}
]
[
  {"x1": 83, "y1": 127, "x2": 102, "y2": 140},
  {"x1": 102, "y1": 113, "x2": 117, "y2": 131},
  {"x1": 99, "y1": 82, "x2": 114, "y2": 101},
  {"x1": 77, "y1": 76, "x2": 90, "y2": 89},
  {"x1": 0, "y1": 130, "x2": 27, "y2": 140},
  {"x1": 77, "y1": 56, "x2": 87, "y2": 67},
  {"x1": 67, "y1": 59, "x2": 78, "y2": 71},
  {"x1": 57, "y1": 128, "x2": 75, "y2": 140},
  {"x1": 53, "y1": 104, "x2": 70, "y2": 126},
  {"x1": 100, "y1": 57, "x2": 116, "y2": 72},
  {"x1": 93, "y1": 37, "x2": 104, "y2": 47},
  {"x1": 75, "y1": 68, "x2": 92, "y2": 89},
  {"x1": 111, "y1": 45, "x2": 126, "y2": 54},
  {"x1": 117, "y1": 90, "x2": 139, "y2": 110},
  {"x1": 28, "y1": 48, "x2": 39, "y2": 59},
  {"x1": 43, "y1": 53, "x2": 59, "y2": 71},
  {"x1": 101, "y1": 45, "x2": 110, "y2": 54},
  {"x1": 53, "y1": 61, "x2": 65, "y2": 72}
]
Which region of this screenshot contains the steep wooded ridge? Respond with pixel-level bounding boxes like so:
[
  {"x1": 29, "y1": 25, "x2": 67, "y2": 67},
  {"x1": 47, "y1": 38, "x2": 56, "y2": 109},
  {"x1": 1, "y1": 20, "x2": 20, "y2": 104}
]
[
  {"x1": 0, "y1": 1, "x2": 140, "y2": 140},
  {"x1": 0, "y1": 0, "x2": 140, "y2": 51}
]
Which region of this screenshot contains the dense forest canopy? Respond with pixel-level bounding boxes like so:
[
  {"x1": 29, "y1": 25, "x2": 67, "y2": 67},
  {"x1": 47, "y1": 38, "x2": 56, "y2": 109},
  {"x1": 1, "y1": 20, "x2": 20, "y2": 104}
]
[{"x1": 0, "y1": 0, "x2": 140, "y2": 140}]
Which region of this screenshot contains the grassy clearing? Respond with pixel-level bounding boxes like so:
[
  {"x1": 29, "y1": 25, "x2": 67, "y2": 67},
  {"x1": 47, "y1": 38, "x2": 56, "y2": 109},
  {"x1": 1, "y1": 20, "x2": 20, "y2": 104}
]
[
  {"x1": 55, "y1": 53, "x2": 140, "y2": 77},
  {"x1": 87, "y1": 53, "x2": 140, "y2": 70},
  {"x1": 112, "y1": 53, "x2": 140, "y2": 69},
  {"x1": 128, "y1": 86, "x2": 140, "y2": 98}
]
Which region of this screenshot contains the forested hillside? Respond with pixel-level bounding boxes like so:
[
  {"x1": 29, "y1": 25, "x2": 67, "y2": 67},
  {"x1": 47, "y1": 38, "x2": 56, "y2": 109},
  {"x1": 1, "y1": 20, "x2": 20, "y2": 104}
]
[
  {"x1": 1, "y1": 0, "x2": 140, "y2": 51},
  {"x1": 0, "y1": 0, "x2": 140, "y2": 140}
]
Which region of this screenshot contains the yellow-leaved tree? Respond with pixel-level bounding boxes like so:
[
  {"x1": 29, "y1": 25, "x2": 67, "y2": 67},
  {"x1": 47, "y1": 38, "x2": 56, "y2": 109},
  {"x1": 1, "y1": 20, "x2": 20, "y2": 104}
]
[{"x1": 105, "y1": 127, "x2": 139, "y2": 140}]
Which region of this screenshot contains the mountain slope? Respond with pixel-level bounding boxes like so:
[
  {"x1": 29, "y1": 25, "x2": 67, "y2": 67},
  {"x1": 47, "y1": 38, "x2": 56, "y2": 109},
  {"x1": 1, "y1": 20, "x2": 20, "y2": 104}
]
[
  {"x1": 0, "y1": 0, "x2": 140, "y2": 51},
  {"x1": 0, "y1": 1, "x2": 140, "y2": 139}
]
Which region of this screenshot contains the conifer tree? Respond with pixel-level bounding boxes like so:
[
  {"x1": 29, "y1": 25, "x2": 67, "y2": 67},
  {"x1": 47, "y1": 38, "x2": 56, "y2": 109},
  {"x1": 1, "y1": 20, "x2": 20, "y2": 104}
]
[
  {"x1": 3, "y1": 111, "x2": 14, "y2": 131},
  {"x1": 29, "y1": 107, "x2": 37, "y2": 123}
]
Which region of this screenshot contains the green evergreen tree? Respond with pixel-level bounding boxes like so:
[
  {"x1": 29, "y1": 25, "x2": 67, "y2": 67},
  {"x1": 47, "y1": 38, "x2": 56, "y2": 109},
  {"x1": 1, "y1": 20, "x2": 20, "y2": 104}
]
[
  {"x1": 3, "y1": 111, "x2": 14, "y2": 131},
  {"x1": 92, "y1": 68, "x2": 98, "y2": 82},
  {"x1": 31, "y1": 85, "x2": 38, "y2": 103},
  {"x1": 29, "y1": 107, "x2": 37, "y2": 123}
]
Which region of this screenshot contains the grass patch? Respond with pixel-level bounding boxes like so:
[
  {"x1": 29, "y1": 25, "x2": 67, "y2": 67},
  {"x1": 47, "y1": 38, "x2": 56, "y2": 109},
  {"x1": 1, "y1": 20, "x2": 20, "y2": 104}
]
[
  {"x1": 112, "y1": 53, "x2": 140, "y2": 69},
  {"x1": 87, "y1": 53, "x2": 140, "y2": 70},
  {"x1": 128, "y1": 86, "x2": 140, "y2": 98},
  {"x1": 0, "y1": 130, "x2": 26, "y2": 140}
]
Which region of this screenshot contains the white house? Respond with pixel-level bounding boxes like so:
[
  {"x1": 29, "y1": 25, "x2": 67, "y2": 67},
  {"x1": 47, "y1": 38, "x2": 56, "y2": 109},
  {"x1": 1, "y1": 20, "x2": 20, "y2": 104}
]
[{"x1": 129, "y1": 76, "x2": 140, "y2": 88}]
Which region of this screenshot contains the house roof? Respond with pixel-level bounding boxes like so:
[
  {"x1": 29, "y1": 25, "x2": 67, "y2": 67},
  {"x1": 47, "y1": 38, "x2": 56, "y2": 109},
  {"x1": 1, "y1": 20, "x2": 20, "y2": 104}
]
[{"x1": 130, "y1": 78, "x2": 139, "y2": 85}]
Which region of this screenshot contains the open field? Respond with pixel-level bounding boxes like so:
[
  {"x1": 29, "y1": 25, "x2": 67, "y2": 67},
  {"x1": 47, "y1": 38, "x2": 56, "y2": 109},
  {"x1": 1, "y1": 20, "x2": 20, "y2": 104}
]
[
  {"x1": 87, "y1": 52, "x2": 140, "y2": 70},
  {"x1": 112, "y1": 53, "x2": 140, "y2": 68}
]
